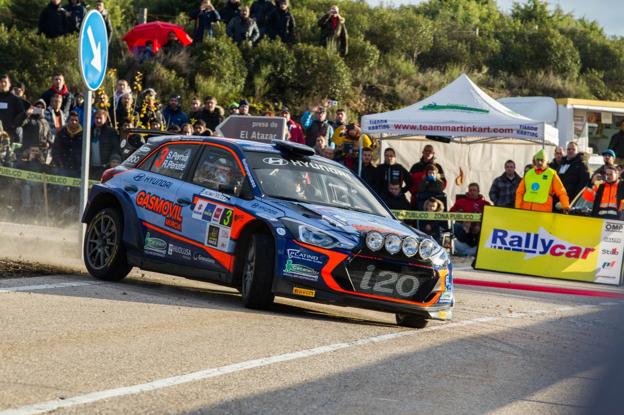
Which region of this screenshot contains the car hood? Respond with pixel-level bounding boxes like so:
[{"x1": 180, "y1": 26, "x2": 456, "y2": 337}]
[{"x1": 265, "y1": 199, "x2": 422, "y2": 239}]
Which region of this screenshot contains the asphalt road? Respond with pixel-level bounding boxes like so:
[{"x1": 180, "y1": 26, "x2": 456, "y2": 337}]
[{"x1": 0, "y1": 269, "x2": 623, "y2": 415}]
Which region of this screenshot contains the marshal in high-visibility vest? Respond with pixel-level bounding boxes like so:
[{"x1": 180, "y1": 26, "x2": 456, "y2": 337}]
[{"x1": 516, "y1": 149, "x2": 570, "y2": 212}]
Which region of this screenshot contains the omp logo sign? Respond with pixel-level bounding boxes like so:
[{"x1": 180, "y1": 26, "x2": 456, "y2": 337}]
[{"x1": 486, "y1": 227, "x2": 595, "y2": 260}]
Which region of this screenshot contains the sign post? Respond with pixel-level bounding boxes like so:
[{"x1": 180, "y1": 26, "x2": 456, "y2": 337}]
[
  {"x1": 78, "y1": 11, "x2": 108, "y2": 256},
  {"x1": 215, "y1": 115, "x2": 287, "y2": 141}
]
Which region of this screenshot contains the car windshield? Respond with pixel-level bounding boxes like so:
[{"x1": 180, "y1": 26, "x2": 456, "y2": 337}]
[{"x1": 245, "y1": 151, "x2": 391, "y2": 218}]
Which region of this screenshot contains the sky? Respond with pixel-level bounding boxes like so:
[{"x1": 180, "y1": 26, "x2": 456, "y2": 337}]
[{"x1": 366, "y1": 0, "x2": 623, "y2": 37}]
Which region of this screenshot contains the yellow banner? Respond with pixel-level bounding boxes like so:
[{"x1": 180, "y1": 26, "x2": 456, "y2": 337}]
[
  {"x1": 475, "y1": 206, "x2": 623, "y2": 285},
  {"x1": 392, "y1": 210, "x2": 481, "y2": 221},
  {"x1": 0, "y1": 166, "x2": 98, "y2": 188}
]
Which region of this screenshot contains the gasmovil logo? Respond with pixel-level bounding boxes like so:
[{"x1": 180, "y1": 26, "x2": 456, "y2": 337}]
[{"x1": 486, "y1": 227, "x2": 595, "y2": 260}]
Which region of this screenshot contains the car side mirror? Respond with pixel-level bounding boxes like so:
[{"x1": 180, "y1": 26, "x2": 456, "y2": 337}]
[
  {"x1": 238, "y1": 179, "x2": 255, "y2": 200},
  {"x1": 218, "y1": 183, "x2": 236, "y2": 195}
]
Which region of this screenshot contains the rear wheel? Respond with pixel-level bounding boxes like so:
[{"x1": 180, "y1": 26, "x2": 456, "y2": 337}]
[
  {"x1": 395, "y1": 313, "x2": 429, "y2": 329},
  {"x1": 240, "y1": 234, "x2": 275, "y2": 309},
  {"x1": 84, "y1": 208, "x2": 131, "y2": 281}
]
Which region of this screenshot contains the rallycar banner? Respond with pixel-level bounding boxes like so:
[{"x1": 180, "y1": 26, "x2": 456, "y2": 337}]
[{"x1": 475, "y1": 206, "x2": 624, "y2": 285}]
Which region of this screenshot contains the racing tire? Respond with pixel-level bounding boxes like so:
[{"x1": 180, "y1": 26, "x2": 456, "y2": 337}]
[
  {"x1": 240, "y1": 234, "x2": 275, "y2": 310},
  {"x1": 84, "y1": 207, "x2": 131, "y2": 281},
  {"x1": 395, "y1": 313, "x2": 429, "y2": 329}
]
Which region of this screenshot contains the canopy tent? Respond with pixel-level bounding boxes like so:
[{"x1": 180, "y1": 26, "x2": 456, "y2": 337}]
[{"x1": 360, "y1": 74, "x2": 559, "y2": 145}]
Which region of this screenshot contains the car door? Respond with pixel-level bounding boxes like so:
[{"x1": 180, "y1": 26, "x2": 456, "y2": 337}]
[
  {"x1": 130, "y1": 142, "x2": 201, "y2": 260},
  {"x1": 175, "y1": 144, "x2": 254, "y2": 274}
]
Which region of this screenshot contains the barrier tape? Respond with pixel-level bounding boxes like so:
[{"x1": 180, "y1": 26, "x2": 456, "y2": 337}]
[
  {"x1": 0, "y1": 166, "x2": 98, "y2": 188},
  {"x1": 392, "y1": 210, "x2": 482, "y2": 221}
]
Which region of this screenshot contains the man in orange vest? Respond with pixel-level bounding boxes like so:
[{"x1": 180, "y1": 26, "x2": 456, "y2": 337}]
[
  {"x1": 516, "y1": 149, "x2": 570, "y2": 212},
  {"x1": 591, "y1": 164, "x2": 624, "y2": 219}
]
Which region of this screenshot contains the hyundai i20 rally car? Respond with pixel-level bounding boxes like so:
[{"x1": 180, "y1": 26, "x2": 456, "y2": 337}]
[{"x1": 82, "y1": 137, "x2": 454, "y2": 328}]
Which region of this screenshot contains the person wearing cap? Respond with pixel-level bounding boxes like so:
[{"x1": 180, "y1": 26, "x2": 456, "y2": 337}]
[
  {"x1": 238, "y1": 99, "x2": 251, "y2": 116},
  {"x1": 591, "y1": 164, "x2": 624, "y2": 219},
  {"x1": 593, "y1": 149, "x2": 619, "y2": 184},
  {"x1": 280, "y1": 107, "x2": 304, "y2": 144},
  {"x1": 228, "y1": 102, "x2": 239, "y2": 115},
  {"x1": 266, "y1": 0, "x2": 296, "y2": 43},
  {"x1": 608, "y1": 119, "x2": 624, "y2": 165},
  {"x1": 162, "y1": 96, "x2": 189, "y2": 128},
  {"x1": 516, "y1": 148, "x2": 570, "y2": 213}
]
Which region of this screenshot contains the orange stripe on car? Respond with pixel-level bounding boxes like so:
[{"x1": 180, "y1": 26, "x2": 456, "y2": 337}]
[{"x1": 295, "y1": 241, "x2": 442, "y2": 307}]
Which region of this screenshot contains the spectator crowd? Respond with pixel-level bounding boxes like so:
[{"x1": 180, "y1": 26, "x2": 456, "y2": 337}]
[{"x1": 1, "y1": 1, "x2": 622, "y2": 252}]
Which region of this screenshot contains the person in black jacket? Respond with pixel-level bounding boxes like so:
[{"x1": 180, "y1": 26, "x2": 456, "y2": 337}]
[
  {"x1": 377, "y1": 147, "x2": 412, "y2": 195},
  {"x1": 359, "y1": 147, "x2": 380, "y2": 192},
  {"x1": 38, "y1": 0, "x2": 68, "y2": 39},
  {"x1": 198, "y1": 96, "x2": 224, "y2": 132},
  {"x1": 95, "y1": 1, "x2": 113, "y2": 41},
  {"x1": 190, "y1": 0, "x2": 221, "y2": 42},
  {"x1": 65, "y1": 0, "x2": 86, "y2": 33},
  {"x1": 40, "y1": 73, "x2": 74, "y2": 117},
  {"x1": 267, "y1": 0, "x2": 295, "y2": 43},
  {"x1": 250, "y1": 0, "x2": 275, "y2": 38},
  {"x1": 608, "y1": 119, "x2": 624, "y2": 165},
  {"x1": 90, "y1": 109, "x2": 121, "y2": 179},
  {"x1": 0, "y1": 75, "x2": 26, "y2": 140},
  {"x1": 557, "y1": 141, "x2": 590, "y2": 201},
  {"x1": 318, "y1": 5, "x2": 348, "y2": 56},
  {"x1": 382, "y1": 182, "x2": 411, "y2": 211},
  {"x1": 52, "y1": 111, "x2": 82, "y2": 177},
  {"x1": 219, "y1": 0, "x2": 242, "y2": 25}
]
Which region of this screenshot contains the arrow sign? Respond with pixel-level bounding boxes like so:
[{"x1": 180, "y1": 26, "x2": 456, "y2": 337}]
[
  {"x1": 78, "y1": 11, "x2": 108, "y2": 91},
  {"x1": 215, "y1": 116, "x2": 287, "y2": 141}
]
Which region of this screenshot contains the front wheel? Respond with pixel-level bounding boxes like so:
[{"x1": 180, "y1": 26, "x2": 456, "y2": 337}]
[
  {"x1": 395, "y1": 313, "x2": 429, "y2": 329},
  {"x1": 84, "y1": 208, "x2": 131, "y2": 281},
  {"x1": 240, "y1": 234, "x2": 275, "y2": 309}
]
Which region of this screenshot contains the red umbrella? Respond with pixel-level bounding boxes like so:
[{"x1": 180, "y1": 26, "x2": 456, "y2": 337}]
[{"x1": 122, "y1": 21, "x2": 193, "y2": 53}]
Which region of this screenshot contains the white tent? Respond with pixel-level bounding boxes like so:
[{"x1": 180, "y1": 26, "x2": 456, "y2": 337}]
[
  {"x1": 361, "y1": 74, "x2": 559, "y2": 145},
  {"x1": 358, "y1": 74, "x2": 559, "y2": 203}
]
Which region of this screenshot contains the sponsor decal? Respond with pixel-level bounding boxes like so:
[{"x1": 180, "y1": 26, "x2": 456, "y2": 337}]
[
  {"x1": 168, "y1": 243, "x2": 191, "y2": 259},
  {"x1": 192, "y1": 199, "x2": 216, "y2": 222},
  {"x1": 438, "y1": 291, "x2": 453, "y2": 304},
  {"x1": 602, "y1": 260, "x2": 617, "y2": 270},
  {"x1": 207, "y1": 225, "x2": 220, "y2": 247},
  {"x1": 250, "y1": 202, "x2": 280, "y2": 216},
  {"x1": 359, "y1": 265, "x2": 420, "y2": 298},
  {"x1": 194, "y1": 253, "x2": 216, "y2": 265},
  {"x1": 605, "y1": 222, "x2": 624, "y2": 232},
  {"x1": 283, "y1": 259, "x2": 319, "y2": 281},
  {"x1": 144, "y1": 232, "x2": 167, "y2": 256},
  {"x1": 260, "y1": 157, "x2": 349, "y2": 178},
  {"x1": 242, "y1": 159, "x2": 257, "y2": 188},
  {"x1": 604, "y1": 237, "x2": 622, "y2": 244},
  {"x1": 199, "y1": 188, "x2": 229, "y2": 202},
  {"x1": 133, "y1": 173, "x2": 173, "y2": 189},
  {"x1": 136, "y1": 191, "x2": 183, "y2": 231},
  {"x1": 287, "y1": 249, "x2": 322, "y2": 264},
  {"x1": 154, "y1": 147, "x2": 192, "y2": 171},
  {"x1": 292, "y1": 287, "x2": 316, "y2": 298},
  {"x1": 601, "y1": 247, "x2": 620, "y2": 256},
  {"x1": 486, "y1": 227, "x2": 595, "y2": 260}
]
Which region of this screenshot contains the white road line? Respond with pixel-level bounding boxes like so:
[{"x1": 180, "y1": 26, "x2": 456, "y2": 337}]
[
  {"x1": 0, "y1": 303, "x2": 606, "y2": 415},
  {"x1": 0, "y1": 281, "x2": 97, "y2": 293}
]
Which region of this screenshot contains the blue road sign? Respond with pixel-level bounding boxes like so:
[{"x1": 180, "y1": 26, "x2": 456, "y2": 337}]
[{"x1": 79, "y1": 11, "x2": 108, "y2": 91}]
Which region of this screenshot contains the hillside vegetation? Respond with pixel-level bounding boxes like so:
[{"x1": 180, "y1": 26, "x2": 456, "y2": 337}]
[{"x1": 1, "y1": 0, "x2": 623, "y2": 116}]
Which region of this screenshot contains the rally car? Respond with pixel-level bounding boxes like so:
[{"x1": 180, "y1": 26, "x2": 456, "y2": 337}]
[{"x1": 82, "y1": 137, "x2": 454, "y2": 328}]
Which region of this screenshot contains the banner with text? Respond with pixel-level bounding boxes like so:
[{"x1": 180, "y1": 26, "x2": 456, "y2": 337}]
[{"x1": 475, "y1": 206, "x2": 624, "y2": 285}]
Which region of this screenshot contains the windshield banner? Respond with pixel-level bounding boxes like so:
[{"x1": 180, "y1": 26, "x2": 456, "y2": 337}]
[{"x1": 475, "y1": 206, "x2": 624, "y2": 285}]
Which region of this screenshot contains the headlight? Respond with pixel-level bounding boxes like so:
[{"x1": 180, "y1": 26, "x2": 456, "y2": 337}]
[
  {"x1": 384, "y1": 234, "x2": 402, "y2": 255},
  {"x1": 401, "y1": 237, "x2": 419, "y2": 257},
  {"x1": 430, "y1": 245, "x2": 450, "y2": 267},
  {"x1": 366, "y1": 231, "x2": 384, "y2": 251},
  {"x1": 281, "y1": 219, "x2": 340, "y2": 249},
  {"x1": 419, "y1": 238, "x2": 436, "y2": 259}
]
